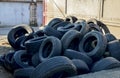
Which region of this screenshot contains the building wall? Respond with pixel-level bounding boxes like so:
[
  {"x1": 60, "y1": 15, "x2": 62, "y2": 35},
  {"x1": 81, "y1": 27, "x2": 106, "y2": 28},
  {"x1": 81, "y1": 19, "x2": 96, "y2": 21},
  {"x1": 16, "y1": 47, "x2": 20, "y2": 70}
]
[{"x1": 0, "y1": 2, "x2": 43, "y2": 27}]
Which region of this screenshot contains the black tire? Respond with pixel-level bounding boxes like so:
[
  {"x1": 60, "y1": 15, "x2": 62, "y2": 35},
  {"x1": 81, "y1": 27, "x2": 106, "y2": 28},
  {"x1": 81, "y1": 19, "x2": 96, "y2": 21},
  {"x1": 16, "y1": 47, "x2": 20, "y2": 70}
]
[
  {"x1": 88, "y1": 23, "x2": 102, "y2": 32},
  {"x1": 73, "y1": 22, "x2": 90, "y2": 36},
  {"x1": 34, "y1": 30, "x2": 44, "y2": 37},
  {"x1": 39, "y1": 36, "x2": 62, "y2": 62},
  {"x1": 61, "y1": 30, "x2": 82, "y2": 51},
  {"x1": 30, "y1": 56, "x2": 77, "y2": 78},
  {"x1": 4, "y1": 52, "x2": 15, "y2": 72},
  {"x1": 57, "y1": 23, "x2": 75, "y2": 34},
  {"x1": 72, "y1": 59, "x2": 89, "y2": 75},
  {"x1": 31, "y1": 53, "x2": 41, "y2": 67},
  {"x1": 0, "y1": 55, "x2": 5, "y2": 66},
  {"x1": 14, "y1": 67, "x2": 34, "y2": 78},
  {"x1": 15, "y1": 35, "x2": 26, "y2": 50},
  {"x1": 79, "y1": 31, "x2": 107, "y2": 61},
  {"x1": 87, "y1": 18, "x2": 110, "y2": 34},
  {"x1": 65, "y1": 16, "x2": 78, "y2": 23},
  {"x1": 43, "y1": 26, "x2": 63, "y2": 39},
  {"x1": 12, "y1": 50, "x2": 32, "y2": 70},
  {"x1": 105, "y1": 33, "x2": 117, "y2": 42},
  {"x1": 64, "y1": 49, "x2": 93, "y2": 67},
  {"x1": 53, "y1": 21, "x2": 71, "y2": 29},
  {"x1": 48, "y1": 18, "x2": 64, "y2": 27},
  {"x1": 75, "y1": 19, "x2": 86, "y2": 23},
  {"x1": 108, "y1": 40, "x2": 120, "y2": 61},
  {"x1": 25, "y1": 36, "x2": 47, "y2": 55},
  {"x1": 7, "y1": 24, "x2": 34, "y2": 49},
  {"x1": 91, "y1": 57, "x2": 120, "y2": 72}
]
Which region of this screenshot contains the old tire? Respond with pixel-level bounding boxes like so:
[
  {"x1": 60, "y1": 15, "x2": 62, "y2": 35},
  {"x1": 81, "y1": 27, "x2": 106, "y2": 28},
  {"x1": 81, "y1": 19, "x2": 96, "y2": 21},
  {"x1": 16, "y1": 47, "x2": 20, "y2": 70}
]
[
  {"x1": 64, "y1": 49, "x2": 93, "y2": 67},
  {"x1": 105, "y1": 33, "x2": 117, "y2": 42},
  {"x1": 108, "y1": 40, "x2": 120, "y2": 61},
  {"x1": 61, "y1": 30, "x2": 82, "y2": 51},
  {"x1": 39, "y1": 36, "x2": 62, "y2": 62},
  {"x1": 79, "y1": 31, "x2": 107, "y2": 61},
  {"x1": 30, "y1": 56, "x2": 77, "y2": 78},
  {"x1": 91, "y1": 57, "x2": 120, "y2": 72},
  {"x1": 72, "y1": 59, "x2": 89, "y2": 75},
  {"x1": 14, "y1": 67, "x2": 34, "y2": 78},
  {"x1": 65, "y1": 16, "x2": 78, "y2": 23},
  {"x1": 31, "y1": 53, "x2": 40, "y2": 67},
  {"x1": 12, "y1": 50, "x2": 31, "y2": 70},
  {"x1": 25, "y1": 36, "x2": 46, "y2": 55},
  {"x1": 7, "y1": 24, "x2": 34, "y2": 49},
  {"x1": 43, "y1": 26, "x2": 63, "y2": 39}
]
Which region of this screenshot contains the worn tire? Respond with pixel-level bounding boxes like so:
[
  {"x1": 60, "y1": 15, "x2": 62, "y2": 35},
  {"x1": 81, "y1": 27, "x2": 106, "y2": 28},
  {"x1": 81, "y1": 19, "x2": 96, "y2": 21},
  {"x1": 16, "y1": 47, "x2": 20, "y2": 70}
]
[
  {"x1": 7, "y1": 24, "x2": 34, "y2": 49},
  {"x1": 30, "y1": 56, "x2": 77, "y2": 78},
  {"x1": 108, "y1": 40, "x2": 120, "y2": 60},
  {"x1": 79, "y1": 31, "x2": 107, "y2": 61},
  {"x1": 25, "y1": 36, "x2": 47, "y2": 55},
  {"x1": 4, "y1": 52, "x2": 15, "y2": 72},
  {"x1": 34, "y1": 30, "x2": 44, "y2": 37},
  {"x1": 105, "y1": 33, "x2": 117, "y2": 42},
  {"x1": 74, "y1": 22, "x2": 90, "y2": 36},
  {"x1": 47, "y1": 18, "x2": 64, "y2": 27},
  {"x1": 39, "y1": 36, "x2": 62, "y2": 62},
  {"x1": 12, "y1": 50, "x2": 32, "y2": 70},
  {"x1": 14, "y1": 67, "x2": 34, "y2": 78},
  {"x1": 64, "y1": 49, "x2": 93, "y2": 67},
  {"x1": 87, "y1": 18, "x2": 110, "y2": 34},
  {"x1": 31, "y1": 53, "x2": 40, "y2": 67},
  {"x1": 53, "y1": 21, "x2": 71, "y2": 29},
  {"x1": 91, "y1": 57, "x2": 120, "y2": 72},
  {"x1": 61, "y1": 30, "x2": 82, "y2": 51},
  {"x1": 43, "y1": 26, "x2": 63, "y2": 39},
  {"x1": 65, "y1": 16, "x2": 78, "y2": 23},
  {"x1": 72, "y1": 59, "x2": 89, "y2": 75}
]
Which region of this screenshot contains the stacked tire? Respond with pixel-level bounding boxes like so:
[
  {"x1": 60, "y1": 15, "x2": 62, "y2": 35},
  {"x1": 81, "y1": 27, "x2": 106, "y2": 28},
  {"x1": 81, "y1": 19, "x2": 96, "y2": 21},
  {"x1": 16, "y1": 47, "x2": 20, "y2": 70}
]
[{"x1": 0, "y1": 16, "x2": 120, "y2": 78}]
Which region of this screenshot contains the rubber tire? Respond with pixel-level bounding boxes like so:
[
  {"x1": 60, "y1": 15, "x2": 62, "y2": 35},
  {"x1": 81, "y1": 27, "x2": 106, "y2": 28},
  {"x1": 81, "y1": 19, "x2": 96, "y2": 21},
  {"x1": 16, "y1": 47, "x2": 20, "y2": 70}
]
[
  {"x1": 79, "y1": 31, "x2": 107, "y2": 61},
  {"x1": 4, "y1": 52, "x2": 15, "y2": 72},
  {"x1": 0, "y1": 55, "x2": 5, "y2": 66},
  {"x1": 91, "y1": 57, "x2": 120, "y2": 72},
  {"x1": 12, "y1": 50, "x2": 32, "y2": 70},
  {"x1": 53, "y1": 21, "x2": 71, "y2": 29},
  {"x1": 64, "y1": 49, "x2": 93, "y2": 67},
  {"x1": 105, "y1": 33, "x2": 117, "y2": 42},
  {"x1": 72, "y1": 59, "x2": 89, "y2": 75},
  {"x1": 88, "y1": 23, "x2": 102, "y2": 32},
  {"x1": 34, "y1": 30, "x2": 44, "y2": 37},
  {"x1": 30, "y1": 56, "x2": 77, "y2": 78},
  {"x1": 57, "y1": 23, "x2": 75, "y2": 34},
  {"x1": 43, "y1": 26, "x2": 63, "y2": 39},
  {"x1": 75, "y1": 19, "x2": 86, "y2": 23},
  {"x1": 31, "y1": 53, "x2": 41, "y2": 67},
  {"x1": 14, "y1": 67, "x2": 34, "y2": 78},
  {"x1": 65, "y1": 16, "x2": 78, "y2": 23},
  {"x1": 7, "y1": 24, "x2": 34, "y2": 49},
  {"x1": 25, "y1": 36, "x2": 47, "y2": 55},
  {"x1": 108, "y1": 40, "x2": 120, "y2": 61},
  {"x1": 39, "y1": 36, "x2": 62, "y2": 62},
  {"x1": 87, "y1": 18, "x2": 110, "y2": 34},
  {"x1": 47, "y1": 18, "x2": 64, "y2": 27},
  {"x1": 61, "y1": 30, "x2": 82, "y2": 51},
  {"x1": 73, "y1": 21, "x2": 90, "y2": 36}
]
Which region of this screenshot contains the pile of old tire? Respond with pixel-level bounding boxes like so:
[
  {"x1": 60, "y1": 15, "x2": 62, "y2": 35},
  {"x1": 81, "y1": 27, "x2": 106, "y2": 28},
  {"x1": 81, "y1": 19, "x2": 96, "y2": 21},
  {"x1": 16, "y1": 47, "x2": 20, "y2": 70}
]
[{"x1": 0, "y1": 16, "x2": 120, "y2": 78}]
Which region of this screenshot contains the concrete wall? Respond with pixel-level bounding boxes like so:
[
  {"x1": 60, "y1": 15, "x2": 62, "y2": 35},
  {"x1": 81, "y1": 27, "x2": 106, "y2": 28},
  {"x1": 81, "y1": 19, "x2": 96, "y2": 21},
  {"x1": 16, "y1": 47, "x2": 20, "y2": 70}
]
[{"x1": 0, "y1": 2, "x2": 43, "y2": 27}]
